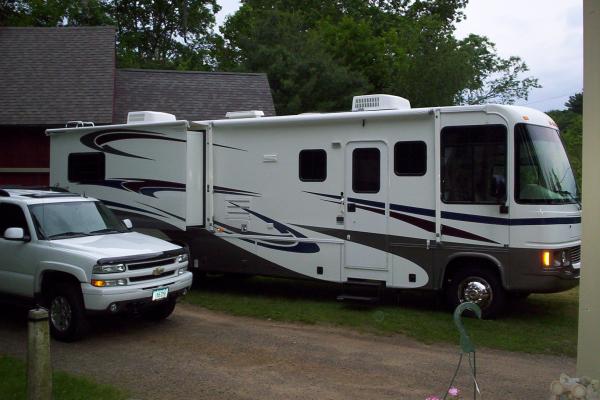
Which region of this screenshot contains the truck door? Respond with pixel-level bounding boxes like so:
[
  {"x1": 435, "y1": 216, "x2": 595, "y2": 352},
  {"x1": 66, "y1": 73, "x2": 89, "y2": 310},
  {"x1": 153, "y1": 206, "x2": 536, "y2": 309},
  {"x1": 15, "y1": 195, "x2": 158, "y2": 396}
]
[
  {"x1": 0, "y1": 203, "x2": 35, "y2": 296},
  {"x1": 343, "y1": 141, "x2": 389, "y2": 279},
  {"x1": 438, "y1": 123, "x2": 509, "y2": 247}
]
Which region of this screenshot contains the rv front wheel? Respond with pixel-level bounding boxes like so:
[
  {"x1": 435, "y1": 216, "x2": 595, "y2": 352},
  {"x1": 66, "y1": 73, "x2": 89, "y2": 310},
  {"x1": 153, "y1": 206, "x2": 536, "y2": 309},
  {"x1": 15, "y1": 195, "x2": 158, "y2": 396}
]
[{"x1": 445, "y1": 266, "x2": 506, "y2": 318}]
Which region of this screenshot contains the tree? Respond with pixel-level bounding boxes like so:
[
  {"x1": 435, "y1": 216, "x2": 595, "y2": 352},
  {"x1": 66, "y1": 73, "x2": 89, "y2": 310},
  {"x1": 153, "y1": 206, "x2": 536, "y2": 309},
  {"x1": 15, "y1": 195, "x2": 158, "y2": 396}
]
[
  {"x1": 2, "y1": 0, "x2": 220, "y2": 70},
  {"x1": 547, "y1": 92, "x2": 583, "y2": 188},
  {"x1": 219, "y1": 0, "x2": 540, "y2": 115}
]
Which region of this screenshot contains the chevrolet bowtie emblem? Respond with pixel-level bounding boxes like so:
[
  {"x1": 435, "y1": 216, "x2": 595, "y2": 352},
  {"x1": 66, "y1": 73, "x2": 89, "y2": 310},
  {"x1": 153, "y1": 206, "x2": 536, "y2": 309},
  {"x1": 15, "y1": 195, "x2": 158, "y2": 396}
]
[{"x1": 153, "y1": 267, "x2": 165, "y2": 276}]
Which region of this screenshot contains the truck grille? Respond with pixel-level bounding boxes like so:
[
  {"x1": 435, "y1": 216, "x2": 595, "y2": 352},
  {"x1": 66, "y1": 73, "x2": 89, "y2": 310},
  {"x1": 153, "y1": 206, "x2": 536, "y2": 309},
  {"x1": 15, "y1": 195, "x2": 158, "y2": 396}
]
[
  {"x1": 129, "y1": 270, "x2": 176, "y2": 282},
  {"x1": 568, "y1": 246, "x2": 581, "y2": 263},
  {"x1": 127, "y1": 257, "x2": 176, "y2": 271}
]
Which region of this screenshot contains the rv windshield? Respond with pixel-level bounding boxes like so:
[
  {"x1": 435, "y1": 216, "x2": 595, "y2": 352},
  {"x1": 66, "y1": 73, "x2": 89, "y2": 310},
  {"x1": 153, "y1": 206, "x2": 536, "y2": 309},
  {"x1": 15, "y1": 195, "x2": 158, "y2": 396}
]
[{"x1": 515, "y1": 123, "x2": 579, "y2": 204}]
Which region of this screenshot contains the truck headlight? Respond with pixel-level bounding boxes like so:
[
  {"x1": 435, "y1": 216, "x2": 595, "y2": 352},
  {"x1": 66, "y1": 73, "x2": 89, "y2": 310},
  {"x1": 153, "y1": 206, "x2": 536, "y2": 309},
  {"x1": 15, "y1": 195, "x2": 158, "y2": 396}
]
[
  {"x1": 93, "y1": 263, "x2": 126, "y2": 274},
  {"x1": 176, "y1": 253, "x2": 189, "y2": 263},
  {"x1": 91, "y1": 278, "x2": 127, "y2": 287}
]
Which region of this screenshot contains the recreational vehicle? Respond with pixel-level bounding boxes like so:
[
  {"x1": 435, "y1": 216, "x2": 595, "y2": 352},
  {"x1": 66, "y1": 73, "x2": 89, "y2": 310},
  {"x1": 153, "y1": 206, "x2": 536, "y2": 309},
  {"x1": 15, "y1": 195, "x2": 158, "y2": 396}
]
[{"x1": 47, "y1": 95, "x2": 581, "y2": 317}]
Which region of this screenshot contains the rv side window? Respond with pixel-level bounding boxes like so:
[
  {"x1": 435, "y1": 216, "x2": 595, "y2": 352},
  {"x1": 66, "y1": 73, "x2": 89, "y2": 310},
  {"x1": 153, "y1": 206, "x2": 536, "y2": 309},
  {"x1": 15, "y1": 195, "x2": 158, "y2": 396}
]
[
  {"x1": 441, "y1": 125, "x2": 506, "y2": 204},
  {"x1": 352, "y1": 148, "x2": 380, "y2": 193},
  {"x1": 68, "y1": 152, "x2": 105, "y2": 183},
  {"x1": 394, "y1": 141, "x2": 426, "y2": 176},
  {"x1": 299, "y1": 149, "x2": 327, "y2": 182}
]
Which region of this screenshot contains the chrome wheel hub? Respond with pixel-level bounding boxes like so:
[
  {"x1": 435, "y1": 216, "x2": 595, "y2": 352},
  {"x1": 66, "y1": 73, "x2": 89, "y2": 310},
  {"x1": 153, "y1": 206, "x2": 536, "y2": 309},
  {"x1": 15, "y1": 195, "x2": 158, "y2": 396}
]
[
  {"x1": 50, "y1": 296, "x2": 72, "y2": 332},
  {"x1": 458, "y1": 277, "x2": 492, "y2": 309}
]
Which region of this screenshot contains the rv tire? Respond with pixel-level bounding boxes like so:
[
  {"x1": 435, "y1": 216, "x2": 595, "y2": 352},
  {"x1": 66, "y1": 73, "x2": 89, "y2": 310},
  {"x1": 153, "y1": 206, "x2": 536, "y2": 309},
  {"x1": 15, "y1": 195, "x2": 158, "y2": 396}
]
[{"x1": 445, "y1": 266, "x2": 506, "y2": 319}]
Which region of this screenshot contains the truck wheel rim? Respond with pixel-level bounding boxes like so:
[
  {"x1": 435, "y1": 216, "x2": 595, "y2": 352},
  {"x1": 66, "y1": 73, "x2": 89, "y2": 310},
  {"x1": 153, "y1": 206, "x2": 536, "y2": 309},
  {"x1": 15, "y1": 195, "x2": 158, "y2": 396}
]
[
  {"x1": 457, "y1": 277, "x2": 493, "y2": 310},
  {"x1": 50, "y1": 296, "x2": 72, "y2": 332}
]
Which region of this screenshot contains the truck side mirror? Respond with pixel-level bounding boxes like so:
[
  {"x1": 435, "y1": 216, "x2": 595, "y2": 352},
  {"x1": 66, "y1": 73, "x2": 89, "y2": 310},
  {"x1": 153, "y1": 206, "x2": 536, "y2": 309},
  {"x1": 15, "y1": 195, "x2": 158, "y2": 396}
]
[
  {"x1": 122, "y1": 219, "x2": 133, "y2": 230},
  {"x1": 4, "y1": 227, "x2": 28, "y2": 241}
]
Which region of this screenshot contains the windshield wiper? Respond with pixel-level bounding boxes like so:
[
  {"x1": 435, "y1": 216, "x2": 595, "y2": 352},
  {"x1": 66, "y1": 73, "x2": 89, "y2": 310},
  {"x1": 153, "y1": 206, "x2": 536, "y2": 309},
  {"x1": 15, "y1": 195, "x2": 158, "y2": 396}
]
[
  {"x1": 89, "y1": 228, "x2": 125, "y2": 235},
  {"x1": 48, "y1": 231, "x2": 92, "y2": 240},
  {"x1": 555, "y1": 190, "x2": 582, "y2": 209}
]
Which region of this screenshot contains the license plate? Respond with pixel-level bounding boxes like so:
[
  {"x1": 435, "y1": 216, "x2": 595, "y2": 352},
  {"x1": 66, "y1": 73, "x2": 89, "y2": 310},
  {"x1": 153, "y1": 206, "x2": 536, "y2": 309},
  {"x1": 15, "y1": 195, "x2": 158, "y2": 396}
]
[{"x1": 152, "y1": 287, "x2": 169, "y2": 301}]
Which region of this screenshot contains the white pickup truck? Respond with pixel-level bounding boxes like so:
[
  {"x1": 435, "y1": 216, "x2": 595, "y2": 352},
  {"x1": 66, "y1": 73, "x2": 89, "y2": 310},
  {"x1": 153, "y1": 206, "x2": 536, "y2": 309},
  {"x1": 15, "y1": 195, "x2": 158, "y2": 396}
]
[{"x1": 0, "y1": 187, "x2": 193, "y2": 341}]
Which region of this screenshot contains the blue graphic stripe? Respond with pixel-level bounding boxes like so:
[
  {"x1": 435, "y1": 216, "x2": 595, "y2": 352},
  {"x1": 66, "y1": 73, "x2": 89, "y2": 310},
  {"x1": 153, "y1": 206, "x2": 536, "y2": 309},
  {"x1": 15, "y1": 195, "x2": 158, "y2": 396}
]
[
  {"x1": 390, "y1": 203, "x2": 435, "y2": 217},
  {"x1": 348, "y1": 197, "x2": 385, "y2": 209},
  {"x1": 441, "y1": 211, "x2": 509, "y2": 225},
  {"x1": 101, "y1": 200, "x2": 164, "y2": 218}
]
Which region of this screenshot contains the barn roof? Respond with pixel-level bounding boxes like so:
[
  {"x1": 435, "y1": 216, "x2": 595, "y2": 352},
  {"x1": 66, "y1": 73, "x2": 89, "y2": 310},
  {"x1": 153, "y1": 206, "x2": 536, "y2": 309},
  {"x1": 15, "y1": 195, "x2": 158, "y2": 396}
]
[
  {"x1": 0, "y1": 26, "x2": 116, "y2": 126},
  {"x1": 114, "y1": 69, "x2": 276, "y2": 123}
]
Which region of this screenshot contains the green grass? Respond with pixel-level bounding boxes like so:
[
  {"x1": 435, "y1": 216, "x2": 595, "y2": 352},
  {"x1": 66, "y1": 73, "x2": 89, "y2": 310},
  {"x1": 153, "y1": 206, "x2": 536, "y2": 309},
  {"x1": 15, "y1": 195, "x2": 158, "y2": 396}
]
[
  {"x1": 185, "y1": 276, "x2": 579, "y2": 357},
  {"x1": 0, "y1": 355, "x2": 128, "y2": 400}
]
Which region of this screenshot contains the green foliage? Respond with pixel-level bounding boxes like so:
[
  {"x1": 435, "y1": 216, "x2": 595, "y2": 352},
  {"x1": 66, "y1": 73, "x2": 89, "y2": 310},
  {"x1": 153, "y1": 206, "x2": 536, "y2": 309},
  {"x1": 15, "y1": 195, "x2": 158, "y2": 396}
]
[
  {"x1": 219, "y1": 0, "x2": 540, "y2": 114},
  {"x1": 186, "y1": 276, "x2": 579, "y2": 357},
  {"x1": 547, "y1": 92, "x2": 583, "y2": 188},
  {"x1": 0, "y1": 355, "x2": 129, "y2": 400},
  {"x1": 1, "y1": 0, "x2": 220, "y2": 70}
]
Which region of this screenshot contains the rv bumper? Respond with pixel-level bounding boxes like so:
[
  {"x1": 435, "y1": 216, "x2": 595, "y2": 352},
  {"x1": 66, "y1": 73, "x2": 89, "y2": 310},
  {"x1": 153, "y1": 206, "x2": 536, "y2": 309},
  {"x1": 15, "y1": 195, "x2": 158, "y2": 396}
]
[
  {"x1": 81, "y1": 271, "x2": 193, "y2": 312},
  {"x1": 507, "y1": 262, "x2": 580, "y2": 293}
]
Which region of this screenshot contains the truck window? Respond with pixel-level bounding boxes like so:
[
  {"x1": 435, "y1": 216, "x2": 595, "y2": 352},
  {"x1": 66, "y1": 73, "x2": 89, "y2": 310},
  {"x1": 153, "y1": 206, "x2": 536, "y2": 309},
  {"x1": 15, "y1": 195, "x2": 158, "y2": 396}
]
[
  {"x1": 394, "y1": 141, "x2": 426, "y2": 176},
  {"x1": 0, "y1": 203, "x2": 30, "y2": 236},
  {"x1": 299, "y1": 149, "x2": 327, "y2": 182},
  {"x1": 68, "y1": 152, "x2": 105, "y2": 183},
  {"x1": 441, "y1": 125, "x2": 507, "y2": 204},
  {"x1": 353, "y1": 148, "x2": 380, "y2": 193}
]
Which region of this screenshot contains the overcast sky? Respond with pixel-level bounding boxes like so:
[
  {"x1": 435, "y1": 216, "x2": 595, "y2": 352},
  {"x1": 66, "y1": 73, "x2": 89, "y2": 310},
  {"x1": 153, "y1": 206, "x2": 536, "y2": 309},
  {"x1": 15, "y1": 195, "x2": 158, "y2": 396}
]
[{"x1": 215, "y1": 0, "x2": 583, "y2": 112}]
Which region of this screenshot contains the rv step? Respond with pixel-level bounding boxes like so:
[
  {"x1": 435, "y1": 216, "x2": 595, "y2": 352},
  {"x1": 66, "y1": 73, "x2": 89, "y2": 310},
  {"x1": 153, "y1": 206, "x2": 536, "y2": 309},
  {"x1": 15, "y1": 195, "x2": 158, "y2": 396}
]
[
  {"x1": 336, "y1": 294, "x2": 380, "y2": 303},
  {"x1": 345, "y1": 279, "x2": 386, "y2": 288}
]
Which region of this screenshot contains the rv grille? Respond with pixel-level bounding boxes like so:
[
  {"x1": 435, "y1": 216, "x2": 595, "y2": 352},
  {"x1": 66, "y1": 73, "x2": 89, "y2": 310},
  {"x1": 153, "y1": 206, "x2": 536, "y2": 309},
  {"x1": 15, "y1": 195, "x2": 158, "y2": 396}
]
[
  {"x1": 127, "y1": 258, "x2": 176, "y2": 271},
  {"x1": 568, "y1": 246, "x2": 580, "y2": 264},
  {"x1": 354, "y1": 96, "x2": 380, "y2": 110}
]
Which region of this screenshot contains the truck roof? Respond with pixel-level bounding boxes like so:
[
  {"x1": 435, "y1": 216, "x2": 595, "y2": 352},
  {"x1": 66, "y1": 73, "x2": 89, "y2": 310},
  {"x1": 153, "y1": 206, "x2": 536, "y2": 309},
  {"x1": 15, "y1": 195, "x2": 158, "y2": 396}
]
[{"x1": 0, "y1": 187, "x2": 95, "y2": 204}]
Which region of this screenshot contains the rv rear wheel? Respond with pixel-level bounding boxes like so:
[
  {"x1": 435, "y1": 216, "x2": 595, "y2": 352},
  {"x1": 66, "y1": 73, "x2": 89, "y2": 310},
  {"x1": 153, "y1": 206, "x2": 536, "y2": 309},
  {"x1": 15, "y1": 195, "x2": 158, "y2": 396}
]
[{"x1": 445, "y1": 266, "x2": 506, "y2": 318}]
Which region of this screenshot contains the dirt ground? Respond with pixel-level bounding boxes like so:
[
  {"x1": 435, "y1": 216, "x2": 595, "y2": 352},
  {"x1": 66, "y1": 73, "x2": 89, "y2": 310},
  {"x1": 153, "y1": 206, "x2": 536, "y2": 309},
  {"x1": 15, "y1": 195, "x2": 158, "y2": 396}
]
[{"x1": 0, "y1": 303, "x2": 574, "y2": 400}]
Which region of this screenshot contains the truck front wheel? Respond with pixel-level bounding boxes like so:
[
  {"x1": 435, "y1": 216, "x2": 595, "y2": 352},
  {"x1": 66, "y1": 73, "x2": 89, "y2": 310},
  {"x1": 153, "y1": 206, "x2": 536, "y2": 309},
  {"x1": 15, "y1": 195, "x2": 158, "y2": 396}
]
[
  {"x1": 48, "y1": 283, "x2": 88, "y2": 342},
  {"x1": 445, "y1": 266, "x2": 506, "y2": 318}
]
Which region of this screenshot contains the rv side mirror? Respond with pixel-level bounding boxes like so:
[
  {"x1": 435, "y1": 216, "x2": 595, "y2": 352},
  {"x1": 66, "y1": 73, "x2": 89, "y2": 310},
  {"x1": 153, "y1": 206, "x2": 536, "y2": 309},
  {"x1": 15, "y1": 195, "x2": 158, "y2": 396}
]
[
  {"x1": 490, "y1": 175, "x2": 506, "y2": 204},
  {"x1": 122, "y1": 219, "x2": 133, "y2": 230},
  {"x1": 4, "y1": 227, "x2": 27, "y2": 241}
]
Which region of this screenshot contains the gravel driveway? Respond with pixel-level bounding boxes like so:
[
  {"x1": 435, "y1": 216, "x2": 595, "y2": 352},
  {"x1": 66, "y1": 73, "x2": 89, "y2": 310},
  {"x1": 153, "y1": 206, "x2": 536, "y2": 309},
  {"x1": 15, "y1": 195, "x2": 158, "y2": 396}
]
[{"x1": 0, "y1": 303, "x2": 574, "y2": 399}]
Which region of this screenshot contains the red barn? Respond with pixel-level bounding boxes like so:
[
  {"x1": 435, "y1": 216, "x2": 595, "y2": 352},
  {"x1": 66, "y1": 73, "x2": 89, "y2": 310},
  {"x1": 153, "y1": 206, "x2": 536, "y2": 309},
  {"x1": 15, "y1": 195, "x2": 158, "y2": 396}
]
[{"x1": 0, "y1": 26, "x2": 275, "y2": 186}]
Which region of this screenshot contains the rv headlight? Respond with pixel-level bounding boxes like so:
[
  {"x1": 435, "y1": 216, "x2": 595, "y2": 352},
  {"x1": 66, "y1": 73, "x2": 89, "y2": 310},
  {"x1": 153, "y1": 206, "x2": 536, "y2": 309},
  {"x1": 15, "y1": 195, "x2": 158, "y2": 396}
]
[
  {"x1": 91, "y1": 278, "x2": 127, "y2": 287},
  {"x1": 92, "y1": 263, "x2": 126, "y2": 274},
  {"x1": 176, "y1": 253, "x2": 189, "y2": 263},
  {"x1": 553, "y1": 249, "x2": 571, "y2": 267}
]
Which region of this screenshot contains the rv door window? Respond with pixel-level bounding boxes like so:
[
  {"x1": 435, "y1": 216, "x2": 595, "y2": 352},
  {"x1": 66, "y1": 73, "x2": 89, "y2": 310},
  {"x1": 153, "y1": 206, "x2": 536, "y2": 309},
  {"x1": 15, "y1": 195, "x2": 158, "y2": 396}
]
[
  {"x1": 394, "y1": 141, "x2": 427, "y2": 176},
  {"x1": 441, "y1": 125, "x2": 507, "y2": 204},
  {"x1": 352, "y1": 148, "x2": 380, "y2": 193},
  {"x1": 299, "y1": 149, "x2": 327, "y2": 181},
  {"x1": 68, "y1": 152, "x2": 105, "y2": 183}
]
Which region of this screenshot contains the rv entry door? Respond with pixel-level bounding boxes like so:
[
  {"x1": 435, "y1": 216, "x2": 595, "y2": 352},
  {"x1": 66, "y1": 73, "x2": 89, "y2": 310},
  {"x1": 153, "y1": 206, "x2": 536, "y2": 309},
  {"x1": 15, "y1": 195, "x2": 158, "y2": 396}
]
[{"x1": 343, "y1": 141, "x2": 389, "y2": 278}]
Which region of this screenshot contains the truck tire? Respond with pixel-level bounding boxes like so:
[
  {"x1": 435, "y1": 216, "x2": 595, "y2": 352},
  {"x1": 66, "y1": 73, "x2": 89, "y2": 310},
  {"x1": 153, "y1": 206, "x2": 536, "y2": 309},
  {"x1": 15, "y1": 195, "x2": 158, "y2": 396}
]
[
  {"x1": 445, "y1": 266, "x2": 506, "y2": 319},
  {"x1": 143, "y1": 298, "x2": 176, "y2": 321},
  {"x1": 47, "y1": 283, "x2": 88, "y2": 342}
]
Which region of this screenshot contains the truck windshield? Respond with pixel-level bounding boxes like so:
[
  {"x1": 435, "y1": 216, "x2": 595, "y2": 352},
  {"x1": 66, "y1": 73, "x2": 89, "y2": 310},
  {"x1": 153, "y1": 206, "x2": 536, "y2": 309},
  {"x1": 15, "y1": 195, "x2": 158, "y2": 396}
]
[
  {"x1": 29, "y1": 201, "x2": 127, "y2": 240},
  {"x1": 515, "y1": 123, "x2": 579, "y2": 204}
]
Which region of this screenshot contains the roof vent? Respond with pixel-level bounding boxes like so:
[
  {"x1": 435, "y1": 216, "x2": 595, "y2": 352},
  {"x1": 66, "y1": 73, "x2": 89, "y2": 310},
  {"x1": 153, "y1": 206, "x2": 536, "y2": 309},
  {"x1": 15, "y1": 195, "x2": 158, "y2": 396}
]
[
  {"x1": 225, "y1": 110, "x2": 265, "y2": 119},
  {"x1": 352, "y1": 94, "x2": 411, "y2": 112},
  {"x1": 127, "y1": 111, "x2": 176, "y2": 124}
]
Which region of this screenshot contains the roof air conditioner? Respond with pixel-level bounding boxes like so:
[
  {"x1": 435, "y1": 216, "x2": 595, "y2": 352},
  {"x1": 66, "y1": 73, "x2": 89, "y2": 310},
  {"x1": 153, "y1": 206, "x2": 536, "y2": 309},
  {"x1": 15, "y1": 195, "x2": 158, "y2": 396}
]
[
  {"x1": 352, "y1": 94, "x2": 411, "y2": 112},
  {"x1": 127, "y1": 111, "x2": 176, "y2": 124}
]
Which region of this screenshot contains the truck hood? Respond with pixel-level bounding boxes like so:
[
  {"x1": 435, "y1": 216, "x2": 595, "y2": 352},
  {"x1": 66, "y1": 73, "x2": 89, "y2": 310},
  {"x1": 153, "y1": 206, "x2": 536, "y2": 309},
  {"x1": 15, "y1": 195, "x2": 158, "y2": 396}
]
[{"x1": 50, "y1": 232, "x2": 181, "y2": 259}]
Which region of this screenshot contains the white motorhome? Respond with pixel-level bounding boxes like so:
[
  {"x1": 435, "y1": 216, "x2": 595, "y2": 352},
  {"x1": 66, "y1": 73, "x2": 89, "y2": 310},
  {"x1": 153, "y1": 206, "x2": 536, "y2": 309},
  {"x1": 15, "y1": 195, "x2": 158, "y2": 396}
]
[{"x1": 47, "y1": 95, "x2": 581, "y2": 316}]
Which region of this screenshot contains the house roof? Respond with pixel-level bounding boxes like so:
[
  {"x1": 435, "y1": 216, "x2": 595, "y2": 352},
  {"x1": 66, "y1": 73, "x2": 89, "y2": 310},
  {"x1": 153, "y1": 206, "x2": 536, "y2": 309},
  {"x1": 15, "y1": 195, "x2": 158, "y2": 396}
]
[
  {"x1": 0, "y1": 26, "x2": 116, "y2": 126},
  {"x1": 114, "y1": 69, "x2": 276, "y2": 123}
]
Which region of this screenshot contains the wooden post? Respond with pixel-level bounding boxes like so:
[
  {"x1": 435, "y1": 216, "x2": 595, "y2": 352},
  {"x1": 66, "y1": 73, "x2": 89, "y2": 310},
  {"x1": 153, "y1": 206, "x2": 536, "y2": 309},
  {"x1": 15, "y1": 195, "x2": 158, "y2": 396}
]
[
  {"x1": 578, "y1": 0, "x2": 600, "y2": 379},
  {"x1": 27, "y1": 308, "x2": 52, "y2": 400}
]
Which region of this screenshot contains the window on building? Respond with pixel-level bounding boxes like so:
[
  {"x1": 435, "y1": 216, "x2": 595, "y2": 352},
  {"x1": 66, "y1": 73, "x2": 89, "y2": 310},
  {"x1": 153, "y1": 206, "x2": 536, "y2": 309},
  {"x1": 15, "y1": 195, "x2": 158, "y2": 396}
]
[
  {"x1": 441, "y1": 125, "x2": 507, "y2": 204},
  {"x1": 68, "y1": 152, "x2": 105, "y2": 183},
  {"x1": 299, "y1": 149, "x2": 327, "y2": 182},
  {"x1": 352, "y1": 148, "x2": 380, "y2": 193},
  {"x1": 394, "y1": 141, "x2": 427, "y2": 176},
  {"x1": 0, "y1": 203, "x2": 29, "y2": 236}
]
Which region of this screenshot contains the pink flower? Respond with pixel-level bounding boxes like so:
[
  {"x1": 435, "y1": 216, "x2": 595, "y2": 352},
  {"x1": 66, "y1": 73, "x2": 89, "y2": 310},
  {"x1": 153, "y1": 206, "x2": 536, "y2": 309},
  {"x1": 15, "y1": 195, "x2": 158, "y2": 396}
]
[{"x1": 448, "y1": 387, "x2": 460, "y2": 397}]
